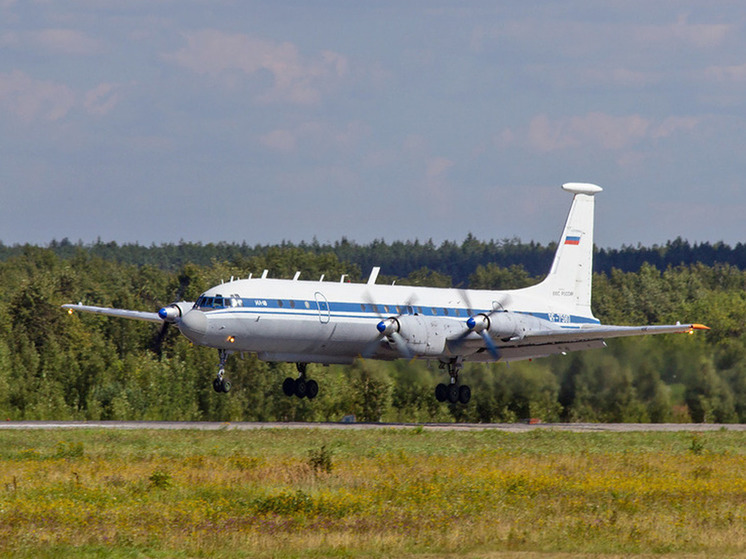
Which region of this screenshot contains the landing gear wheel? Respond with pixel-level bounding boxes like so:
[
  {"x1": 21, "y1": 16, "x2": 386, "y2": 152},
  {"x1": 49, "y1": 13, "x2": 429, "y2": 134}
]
[
  {"x1": 283, "y1": 377, "x2": 296, "y2": 397},
  {"x1": 213, "y1": 377, "x2": 231, "y2": 393},
  {"x1": 458, "y1": 384, "x2": 471, "y2": 404},
  {"x1": 306, "y1": 379, "x2": 319, "y2": 400},
  {"x1": 213, "y1": 350, "x2": 231, "y2": 395},
  {"x1": 435, "y1": 383, "x2": 448, "y2": 403},
  {"x1": 447, "y1": 383, "x2": 460, "y2": 404},
  {"x1": 294, "y1": 378, "x2": 307, "y2": 398}
]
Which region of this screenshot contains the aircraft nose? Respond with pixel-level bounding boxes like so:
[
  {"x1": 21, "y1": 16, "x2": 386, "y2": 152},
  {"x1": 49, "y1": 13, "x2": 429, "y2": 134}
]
[{"x1": 178, "y1": 309, "x2": 207, "y2": 344}]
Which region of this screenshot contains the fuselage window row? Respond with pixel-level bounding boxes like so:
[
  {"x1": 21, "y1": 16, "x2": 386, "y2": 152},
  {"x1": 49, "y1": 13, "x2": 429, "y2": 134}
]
[{"x1": 194, "y1": 295, "x2": 471, "y2": 318}]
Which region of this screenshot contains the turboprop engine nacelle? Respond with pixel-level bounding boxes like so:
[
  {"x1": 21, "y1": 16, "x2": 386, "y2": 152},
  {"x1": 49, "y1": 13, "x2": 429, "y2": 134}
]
[
  {"x1": 158, "y1": 301, "x2": 193, "y2": 323},
  {"x1": 467, "y1": 312, "x2": 524, "y2": 340},
  {"x1": 380, "y1": 314, "x2": 462, "y2": 357}
]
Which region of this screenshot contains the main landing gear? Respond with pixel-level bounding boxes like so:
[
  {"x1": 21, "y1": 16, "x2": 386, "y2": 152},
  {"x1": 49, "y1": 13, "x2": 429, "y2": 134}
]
[
  {"x1": 283, "y1": 362, "x2": 319, "y2": 400},
  {"x1": 213, "y1": 349, "x2": 232, "y2": 393},
  {"x1": 435, "y1": 358, "x2": 471, "y2": 404}
]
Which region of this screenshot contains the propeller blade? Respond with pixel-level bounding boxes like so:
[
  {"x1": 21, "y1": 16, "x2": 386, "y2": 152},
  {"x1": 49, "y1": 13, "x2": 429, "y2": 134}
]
[
  {"x1": 389, "y1": 331, "x2": 413, "y2": 360},
  {"x1": 361, "y1": 334, "x2": 385, "y2": 359},
  {"x1": 152, "y1": 321, "x2": 170, "y2": 357},
  {"x1": 479, "y1": 330, "x2": 500, "y2": 360}
]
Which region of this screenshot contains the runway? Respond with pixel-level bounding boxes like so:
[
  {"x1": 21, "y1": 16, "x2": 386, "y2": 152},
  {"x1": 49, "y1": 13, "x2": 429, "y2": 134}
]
[{"x1": 1, "y1": 421, "x2": 745, "y2": 432}]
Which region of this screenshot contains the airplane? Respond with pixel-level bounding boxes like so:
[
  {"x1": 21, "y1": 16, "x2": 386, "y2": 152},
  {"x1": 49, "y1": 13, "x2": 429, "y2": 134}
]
[{"x1": 63, "y1": 183, "x2": 708, "y2": 404}]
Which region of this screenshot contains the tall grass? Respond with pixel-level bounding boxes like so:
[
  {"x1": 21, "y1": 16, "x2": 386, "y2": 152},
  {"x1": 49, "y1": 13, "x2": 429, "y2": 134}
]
[{"x1": 1, "y1": 428, "x2": 745, "y2": 557}]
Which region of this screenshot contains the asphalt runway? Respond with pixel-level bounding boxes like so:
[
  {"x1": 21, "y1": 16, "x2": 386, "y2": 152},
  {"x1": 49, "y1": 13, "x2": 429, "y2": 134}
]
[{"x1": 1, "y1": 421, "x2": 745, "y2": 432}]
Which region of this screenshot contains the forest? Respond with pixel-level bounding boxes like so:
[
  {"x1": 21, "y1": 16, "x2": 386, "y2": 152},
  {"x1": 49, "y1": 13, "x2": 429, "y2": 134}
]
[{"x1": 0, "y1": 236, "x2": 744, "y2": 423}]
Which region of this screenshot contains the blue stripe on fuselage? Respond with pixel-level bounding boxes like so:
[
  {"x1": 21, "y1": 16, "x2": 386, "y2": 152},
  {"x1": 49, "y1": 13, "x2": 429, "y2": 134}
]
[{"x1": 199, "y1": 297, "x2": 601, "y2": 326}]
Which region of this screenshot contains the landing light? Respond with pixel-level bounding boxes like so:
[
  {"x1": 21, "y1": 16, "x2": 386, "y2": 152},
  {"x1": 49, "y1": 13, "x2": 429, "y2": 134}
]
[
  {"x1": 67, "y1": 308, "x2": 74, "y2": 315},
  {"x1": 227, "y1": 336, "x2": 236, "y2": 343}
]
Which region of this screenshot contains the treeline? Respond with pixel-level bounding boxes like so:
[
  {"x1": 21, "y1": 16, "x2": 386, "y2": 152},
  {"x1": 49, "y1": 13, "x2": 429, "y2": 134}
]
[
  {"x1": 0, "y1": 244, "x2": 744, "y2": 423},
  {"x1": 0, "y1": 235, "x2": 744, "y2": 286}
]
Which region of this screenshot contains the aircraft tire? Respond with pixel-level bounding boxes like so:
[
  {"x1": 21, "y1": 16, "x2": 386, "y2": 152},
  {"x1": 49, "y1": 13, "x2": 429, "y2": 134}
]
[
  {"x1": 222, "y1": 379, "x2": 231, "y2": 393},
  {"x1": 446, "y1": 384, "x2": 459, "y2": 404},
  {"x1": 294, "y1": 378, "x2": 307, "y2": 398},
  {"x1": 458, "y1": 385, "x2": 471, "y2": 404},
  {"x1": 306, "y1": 379, "x2": 319, "y2": 399},
  {"x1": 213, "y1": 378, "x2": 223, "y2": 393},
  {"x1": 435, "y1": 383, "x2": 448, "y2": 402},
  {"x1": 282, "y1": 377, "x2": 296, "y2": 397}
]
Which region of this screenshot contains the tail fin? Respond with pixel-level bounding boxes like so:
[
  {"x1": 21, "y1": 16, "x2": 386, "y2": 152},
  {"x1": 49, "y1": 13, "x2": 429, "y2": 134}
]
[{"x1": 522, "y1": 183, "x2": 602, "y2": 320}]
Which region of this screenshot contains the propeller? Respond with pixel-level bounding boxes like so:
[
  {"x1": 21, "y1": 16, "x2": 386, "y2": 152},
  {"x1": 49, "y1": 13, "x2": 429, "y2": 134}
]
[
  {"x1": 152, "y1": 275, "x2": 192, "y2": 356},
  {"x1": 362, "y1": 293, "x2": 417, "y2": 359},
  {"x1": 455, "y1": 289, "x2": 513, "y2": 360}
]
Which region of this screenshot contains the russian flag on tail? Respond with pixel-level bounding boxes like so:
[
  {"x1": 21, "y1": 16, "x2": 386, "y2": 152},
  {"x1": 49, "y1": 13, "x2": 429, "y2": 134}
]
[{"x1": 564, "y1": 235, "x2": 581, "y2": 245}]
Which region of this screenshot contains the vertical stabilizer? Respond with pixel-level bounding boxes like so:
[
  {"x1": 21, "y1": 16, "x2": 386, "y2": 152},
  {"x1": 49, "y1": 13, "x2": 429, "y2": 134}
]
[{"x1": 522, "y1": 183, "x2": 602, "y2": 320}]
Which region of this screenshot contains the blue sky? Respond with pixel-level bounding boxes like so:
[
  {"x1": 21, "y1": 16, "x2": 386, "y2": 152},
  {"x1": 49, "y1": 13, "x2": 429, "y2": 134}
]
[{"x1": 1, "y1": 1, "x2": 744, "y2": 248}]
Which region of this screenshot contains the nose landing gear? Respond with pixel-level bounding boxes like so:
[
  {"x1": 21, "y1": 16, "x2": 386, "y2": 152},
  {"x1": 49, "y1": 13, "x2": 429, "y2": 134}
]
[
  {"x1": 212, "y1": 349, "x2": 232, "y2": 393},
  {"x1": 283, "y1": 362, "x2": 319, "y2": 399}
]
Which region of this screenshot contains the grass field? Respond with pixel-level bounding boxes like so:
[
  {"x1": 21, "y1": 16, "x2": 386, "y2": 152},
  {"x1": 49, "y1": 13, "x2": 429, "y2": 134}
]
[{"x1": 1, "y1": 427, "x2": 746, "y2": 558}]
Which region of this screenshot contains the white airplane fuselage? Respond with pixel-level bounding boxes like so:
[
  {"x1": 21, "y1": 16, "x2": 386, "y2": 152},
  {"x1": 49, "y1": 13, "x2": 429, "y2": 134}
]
[{"x1": 175, "y1": 278, "x2": 601, "y2": 365}]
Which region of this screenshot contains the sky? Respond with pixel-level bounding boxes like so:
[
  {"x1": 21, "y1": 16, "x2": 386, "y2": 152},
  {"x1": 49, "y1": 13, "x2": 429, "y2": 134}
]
[{"x1": 1, "y1": 1, "x2": 745, "y2": 249}]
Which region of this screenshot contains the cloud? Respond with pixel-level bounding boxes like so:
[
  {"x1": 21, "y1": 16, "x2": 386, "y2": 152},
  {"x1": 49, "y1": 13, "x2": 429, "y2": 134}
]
[
  {"x1": 0, "y1": 70, "x2": 75, "y2": 121},
  {"x1": 631, "y1": 14, "x2": 731, "y2": 50},
  {"x1": 508, "y1": 112, "x2": 699, "y2": 153},
  {"x1": 473, "y1": 14, "x2": 734, "y2": 90},
  {"x1": 706, "y1": 63, "x2": 746, "y2": 83},
  {"x1": 525, "y1": 113, "x2": 649, "y2": 152},
  {"x1": 260, "y1": 129, "x2": 296, "y2": 152},
  {"x1": 474, "y1": 14, "x2": 732, "y2": 55},
  {"x1": 84, "y1": 82, "x2": 124, "y2": 116},
  {"x1": 1, "y1": 29, "x2": 102, "y2": 55},
  {"x1": 652, "y1": 116, "x2": 700, "y2": 139},
  {"x1": 260, "y1": 121, "x2": 369, "y2": 153},
  {"x1": 422, "y1": 156, "x2": 454, "y2": 217},
  {"x1": 164, "y1": 30, "x2": 349, "y2": 105}
]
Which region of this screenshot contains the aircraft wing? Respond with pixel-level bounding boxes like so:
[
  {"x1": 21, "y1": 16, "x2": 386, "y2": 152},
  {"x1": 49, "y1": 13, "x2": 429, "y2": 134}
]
[
  {"x1": 450, "y1": 322, "x2": 708, "y2": 362},
  {"x1": 62, "y1": 304, "x2": 163, "y2": 323},
  {"x1": 513, "y1": 322, "x2": 708, "y2": 346}
]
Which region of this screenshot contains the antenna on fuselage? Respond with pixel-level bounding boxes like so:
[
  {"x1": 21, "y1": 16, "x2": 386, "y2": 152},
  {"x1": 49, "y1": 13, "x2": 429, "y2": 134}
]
[
  {"x1": 293, "y1": 271, "x2": 301, "y2": 280},
  {"x1": 367, "y1": 267, "x2": 380, "y2": 285},
  {"x1": 261, "y1": 270, "x2": 269, "y2": 279}
]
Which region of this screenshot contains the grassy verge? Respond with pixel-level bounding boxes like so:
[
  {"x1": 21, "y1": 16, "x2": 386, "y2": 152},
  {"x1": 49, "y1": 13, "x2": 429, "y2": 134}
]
[{"x1": 1, "y1": 428, "x2": 745, "y2": 557}]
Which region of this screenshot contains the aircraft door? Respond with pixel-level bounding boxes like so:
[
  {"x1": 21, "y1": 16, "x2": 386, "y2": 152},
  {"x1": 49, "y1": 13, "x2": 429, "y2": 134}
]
[{"x1": 314, "y1": 292, "x2": 330, "y2": 324}]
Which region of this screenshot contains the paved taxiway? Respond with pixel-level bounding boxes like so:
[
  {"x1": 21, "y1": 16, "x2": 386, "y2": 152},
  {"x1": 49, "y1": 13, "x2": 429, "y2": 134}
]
[{"x1": 1, "y1": 421, "x2": 745, "y2": 432}]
